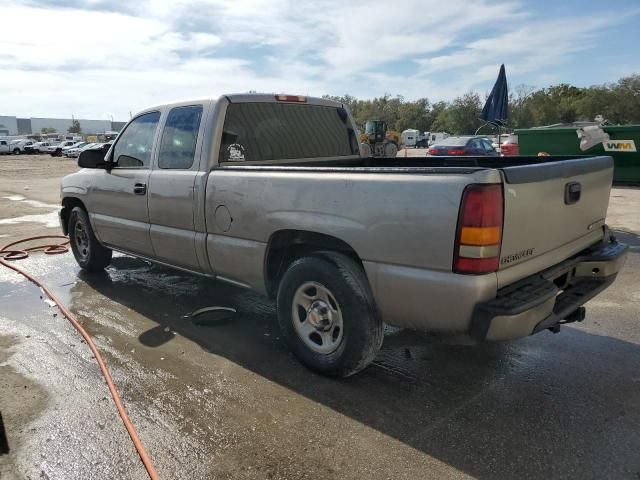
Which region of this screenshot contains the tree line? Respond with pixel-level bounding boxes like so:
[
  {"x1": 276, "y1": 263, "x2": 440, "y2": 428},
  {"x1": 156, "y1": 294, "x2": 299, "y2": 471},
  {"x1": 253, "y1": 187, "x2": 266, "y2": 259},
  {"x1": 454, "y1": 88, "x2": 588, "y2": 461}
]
[
  {"x1": 39, "y1": 119, "x2": 82, "y2": 135},
  {"x1": 324, "y1": 74, "x2": 640, "y2": 135}
]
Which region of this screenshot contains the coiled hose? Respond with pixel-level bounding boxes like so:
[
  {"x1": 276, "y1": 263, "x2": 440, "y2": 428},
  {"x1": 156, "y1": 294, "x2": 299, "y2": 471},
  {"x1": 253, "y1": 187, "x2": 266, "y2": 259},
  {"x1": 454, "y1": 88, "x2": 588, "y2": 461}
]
[{"x1": 0, "y1": 235, "x2": 159, "y2": 480}]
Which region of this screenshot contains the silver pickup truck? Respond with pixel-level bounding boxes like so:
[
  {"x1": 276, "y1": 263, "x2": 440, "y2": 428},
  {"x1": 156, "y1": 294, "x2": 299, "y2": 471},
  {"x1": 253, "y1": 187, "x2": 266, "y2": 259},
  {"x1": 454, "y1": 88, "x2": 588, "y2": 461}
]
[{"x1": 60, "y1": 94, "x2": 627, "y2": 377}]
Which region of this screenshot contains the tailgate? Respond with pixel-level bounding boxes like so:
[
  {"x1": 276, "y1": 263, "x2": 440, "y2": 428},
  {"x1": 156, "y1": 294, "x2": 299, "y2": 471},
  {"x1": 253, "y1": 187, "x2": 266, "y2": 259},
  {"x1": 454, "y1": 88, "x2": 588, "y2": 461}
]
[{"x1": 497, "y1": 156, "x2": 613, "y2": 286}]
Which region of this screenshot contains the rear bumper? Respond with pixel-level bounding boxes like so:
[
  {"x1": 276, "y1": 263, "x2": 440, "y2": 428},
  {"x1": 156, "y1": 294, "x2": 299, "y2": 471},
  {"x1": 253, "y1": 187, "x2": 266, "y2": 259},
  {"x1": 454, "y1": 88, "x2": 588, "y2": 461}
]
[{"x1": 469, "y1": 236, "x2": 628, "y2": 341}]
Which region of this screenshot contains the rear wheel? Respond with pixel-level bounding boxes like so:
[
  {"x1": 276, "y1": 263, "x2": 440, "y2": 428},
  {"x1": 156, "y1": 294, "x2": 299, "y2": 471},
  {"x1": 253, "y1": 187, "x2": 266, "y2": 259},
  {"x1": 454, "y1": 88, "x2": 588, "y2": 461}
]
[
  {"x1": 277, "y1": 252, "x2": 383, "y2": 377},
  {"x1": 13, "y1": 148, "x2": 20, "y2": 155},
  {"x1": 68, "y1": 206, "x2": 112, "y2": 271}
]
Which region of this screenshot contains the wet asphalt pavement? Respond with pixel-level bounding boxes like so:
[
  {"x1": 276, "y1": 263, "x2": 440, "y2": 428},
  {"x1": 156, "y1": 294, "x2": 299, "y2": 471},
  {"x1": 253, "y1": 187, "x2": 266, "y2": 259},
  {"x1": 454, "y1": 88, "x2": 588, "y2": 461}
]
[{"x1": 1, "y1": 161, "x2": 639, "y2": 479}]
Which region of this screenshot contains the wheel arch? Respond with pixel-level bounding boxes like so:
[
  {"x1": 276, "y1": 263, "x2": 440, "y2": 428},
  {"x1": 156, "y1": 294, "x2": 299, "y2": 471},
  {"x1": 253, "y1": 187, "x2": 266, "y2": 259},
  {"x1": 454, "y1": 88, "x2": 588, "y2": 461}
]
[
  {"x1": 60, "y1": 197, "x2": 87, "y2": 236},
  {"x1": 264, "y1": 229, "x2": 367, "y2": 299}
]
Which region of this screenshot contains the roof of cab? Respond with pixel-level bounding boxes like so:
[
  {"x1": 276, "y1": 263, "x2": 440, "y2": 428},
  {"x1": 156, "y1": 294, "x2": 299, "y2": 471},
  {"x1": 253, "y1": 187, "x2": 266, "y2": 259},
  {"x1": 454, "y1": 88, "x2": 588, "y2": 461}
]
[
  {"x1": 225, "y1": 93, "x2": 342, "y2": 108},
  {"x1": 136, "y1": 93, "x2": 342, "y2": 116}
]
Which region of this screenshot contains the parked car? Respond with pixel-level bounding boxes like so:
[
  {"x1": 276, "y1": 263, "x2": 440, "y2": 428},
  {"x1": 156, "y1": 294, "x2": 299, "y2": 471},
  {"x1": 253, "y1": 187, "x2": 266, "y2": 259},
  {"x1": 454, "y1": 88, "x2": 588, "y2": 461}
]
[
  {"x1": 62, "y1": 142, "x2": 88, "y2": 157},
  {"x1": 497, "y1": 134, "x2": 519, "y2": 156},
  {"x1": 66, "y1": 143, "x2": 99, "y2": 158},
  {"x1": 8, "y1": 139, "x2": 36, "y2": 154},
  {"x1": 23, "y1": 142, "x2": 41, "y2": 153},
  {"x1": 47, "y1": 140, "x2": 77, "y2": 157},
  {"x1": 61, "y1": 93, "x2": 627, "y2": 377},
  {"x1": 28, "y1": 141, "x2": 56, "y2": 153},
  {"x1": 427, "y1": 136, "x2": 499, "y2": 156},
  {"x1": 0, "y1": 139, "x2": 11, "y2": 154}
]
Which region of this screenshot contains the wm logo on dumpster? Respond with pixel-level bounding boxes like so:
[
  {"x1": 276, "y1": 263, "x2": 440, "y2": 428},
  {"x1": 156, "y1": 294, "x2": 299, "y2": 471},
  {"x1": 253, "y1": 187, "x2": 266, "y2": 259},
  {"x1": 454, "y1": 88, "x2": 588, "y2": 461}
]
[{"x1": 603, "y1": 140, "x2": 636, "y2": 152}]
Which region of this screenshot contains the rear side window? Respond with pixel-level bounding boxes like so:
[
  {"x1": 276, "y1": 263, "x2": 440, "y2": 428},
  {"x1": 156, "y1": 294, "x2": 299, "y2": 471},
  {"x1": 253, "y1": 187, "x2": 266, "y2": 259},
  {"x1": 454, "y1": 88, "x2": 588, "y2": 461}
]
[
  {"x1": 158, "y1": 105, "x2": 203, "y2": 169},
  {"x1": 112, "y1": 111, "x2": 160, "y2": 168},
  {"x1": 481, "y1": 139, "x2": 495, "y2": 152},
  {"x1": 468, "y1": 139, "x2": 482, "y2": 150},
  {"x1": 219, "y1": 102, "x2": 359, "y2": 162}
]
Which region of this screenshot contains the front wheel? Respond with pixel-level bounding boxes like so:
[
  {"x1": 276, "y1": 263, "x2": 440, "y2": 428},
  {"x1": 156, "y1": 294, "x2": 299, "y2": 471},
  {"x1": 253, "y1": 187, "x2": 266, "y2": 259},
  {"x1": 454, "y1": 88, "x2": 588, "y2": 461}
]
[
  {"x1": 277, "y1": 252, "x2": 383, "y2": 377},
  {"x1": 68, "y1": 206, "x2": 112, "y2": 271},
  {"x1": 13, "y1": 149, "x2": 20, "y2": 155}
]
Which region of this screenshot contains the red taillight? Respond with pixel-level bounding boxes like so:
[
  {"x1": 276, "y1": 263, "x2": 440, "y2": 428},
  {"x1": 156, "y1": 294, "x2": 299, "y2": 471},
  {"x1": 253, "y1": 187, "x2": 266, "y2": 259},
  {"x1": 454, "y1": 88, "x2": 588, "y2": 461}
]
[
  {"x1": 427, "y1": 147, "x2": 438, "y2": 155},
  {"x1": 447, "y1": 149, "x2": 466, "y2": 155},
  {"x1": 275, "y1": 94, "x2": 307, "y2": 103},
  {"x1": 453, "y1": 184, "x2": 504, "y2": 274},
  {"x1": 500, "y1": 143, "x2": 519, "y2": 156}
]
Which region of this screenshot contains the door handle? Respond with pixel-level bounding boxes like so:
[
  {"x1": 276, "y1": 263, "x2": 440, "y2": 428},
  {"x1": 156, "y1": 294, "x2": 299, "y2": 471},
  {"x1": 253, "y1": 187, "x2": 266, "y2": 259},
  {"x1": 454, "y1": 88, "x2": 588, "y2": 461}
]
[
  {"x1": 564, "y1": 182, "x2": 581, "y2": 204},
  {"x1": 133, "y1": 183, "x2": 147, "y2": 195}
]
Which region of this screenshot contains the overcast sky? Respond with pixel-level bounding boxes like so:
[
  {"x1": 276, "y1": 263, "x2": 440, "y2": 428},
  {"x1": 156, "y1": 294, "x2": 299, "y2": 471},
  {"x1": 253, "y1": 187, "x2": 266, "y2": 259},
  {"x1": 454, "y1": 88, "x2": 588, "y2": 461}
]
[{"x1": 1, "y1": 0, "x2": 639, "y2": 120}]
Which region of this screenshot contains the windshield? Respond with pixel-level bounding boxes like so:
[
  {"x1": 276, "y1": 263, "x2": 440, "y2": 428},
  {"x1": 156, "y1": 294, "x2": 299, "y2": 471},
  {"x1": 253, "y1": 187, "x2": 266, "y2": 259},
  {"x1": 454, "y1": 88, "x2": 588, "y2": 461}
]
[{"x1": 365, "y1": 120, "x2": 384, "y2": 136}]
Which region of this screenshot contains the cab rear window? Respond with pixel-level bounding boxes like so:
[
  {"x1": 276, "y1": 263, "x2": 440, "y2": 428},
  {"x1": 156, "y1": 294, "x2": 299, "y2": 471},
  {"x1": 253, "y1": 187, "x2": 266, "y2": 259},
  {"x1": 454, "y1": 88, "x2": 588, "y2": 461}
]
[{"x1": 219, "y1": 102, "x2": 359, "y2": 163}]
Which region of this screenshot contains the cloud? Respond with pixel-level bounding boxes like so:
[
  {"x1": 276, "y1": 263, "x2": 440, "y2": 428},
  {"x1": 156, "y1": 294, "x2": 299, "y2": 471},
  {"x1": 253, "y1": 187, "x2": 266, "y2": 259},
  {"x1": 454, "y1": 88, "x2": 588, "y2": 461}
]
[
  {"x1": 1, "y1": 0, "x2": 637, "y2": 119},
  {"x1": 416, "y1": 15, "x2": 623, "y2": 80}
]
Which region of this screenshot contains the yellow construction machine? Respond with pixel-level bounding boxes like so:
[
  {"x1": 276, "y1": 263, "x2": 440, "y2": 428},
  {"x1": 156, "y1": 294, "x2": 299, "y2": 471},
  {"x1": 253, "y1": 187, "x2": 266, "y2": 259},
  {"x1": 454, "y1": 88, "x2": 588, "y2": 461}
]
[{"x1": 359, "y1": 120, "x2": 399, "y2": 157}]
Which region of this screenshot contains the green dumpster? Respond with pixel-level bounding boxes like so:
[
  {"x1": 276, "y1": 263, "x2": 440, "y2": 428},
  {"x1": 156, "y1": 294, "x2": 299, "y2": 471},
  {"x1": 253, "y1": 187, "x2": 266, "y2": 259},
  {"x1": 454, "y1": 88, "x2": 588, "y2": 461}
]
[{"x1": 515, "y1": 124, "x2": 640, "y2": 184}]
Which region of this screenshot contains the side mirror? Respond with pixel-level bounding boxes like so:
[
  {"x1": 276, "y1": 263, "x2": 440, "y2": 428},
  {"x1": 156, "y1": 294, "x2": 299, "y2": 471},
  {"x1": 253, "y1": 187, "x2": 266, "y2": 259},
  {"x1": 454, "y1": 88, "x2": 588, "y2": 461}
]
[{"x1": 78, "y1": 149, "x2": 107, "y2": 169}]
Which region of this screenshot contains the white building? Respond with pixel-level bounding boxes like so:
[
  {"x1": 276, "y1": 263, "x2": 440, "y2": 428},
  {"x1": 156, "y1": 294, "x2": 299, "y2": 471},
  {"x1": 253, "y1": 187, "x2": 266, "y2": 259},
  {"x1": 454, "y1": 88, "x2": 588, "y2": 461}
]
[
  {"x1": 0, "y1": 116, "x2": 18, "y2": 136},
  {"x1": 0, "y1": 115, "x2": 122, "y2": 136},
  {"x1": 30, "y1": 117, "x2": 112, "y2": 135}
]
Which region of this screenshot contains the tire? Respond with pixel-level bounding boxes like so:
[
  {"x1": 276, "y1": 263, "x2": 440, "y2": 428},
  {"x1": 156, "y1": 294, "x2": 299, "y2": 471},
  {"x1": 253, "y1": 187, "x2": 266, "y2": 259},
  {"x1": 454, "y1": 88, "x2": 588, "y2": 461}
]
[
  {"x1": 277, "y1": 251, "x2": 383, "y2": 377},
  {"x1": 13, "y1": 149, "x2": 20, "y2": 155},
  {"x1": 68, "y1": 206, "x2": 112, "y2": 271}
]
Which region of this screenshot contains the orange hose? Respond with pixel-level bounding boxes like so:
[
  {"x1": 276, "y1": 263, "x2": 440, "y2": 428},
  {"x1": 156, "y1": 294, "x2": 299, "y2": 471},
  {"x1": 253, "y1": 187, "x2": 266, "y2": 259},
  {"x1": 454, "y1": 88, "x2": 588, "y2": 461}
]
[{"x1": 1, "y1": 236, "x2": 160, "y2": 480}]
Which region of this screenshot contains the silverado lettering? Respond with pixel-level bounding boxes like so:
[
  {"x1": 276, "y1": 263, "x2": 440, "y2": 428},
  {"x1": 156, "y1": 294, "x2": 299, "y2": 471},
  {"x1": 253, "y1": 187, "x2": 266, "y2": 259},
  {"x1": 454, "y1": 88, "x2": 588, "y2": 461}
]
[{"x1": 501, "y1": 248, "x2": 535, "y2": 265}]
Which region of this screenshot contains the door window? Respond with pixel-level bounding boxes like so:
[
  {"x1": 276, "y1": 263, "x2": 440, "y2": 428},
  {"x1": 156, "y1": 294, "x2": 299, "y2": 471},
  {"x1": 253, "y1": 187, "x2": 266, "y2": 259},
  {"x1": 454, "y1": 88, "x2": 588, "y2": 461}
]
[
  {"x1": 158, "y1": 105, "x2": 203, "y2": 169},
  {"x1": 112, "y1": 111, "x2": 160, "y2": 168}
]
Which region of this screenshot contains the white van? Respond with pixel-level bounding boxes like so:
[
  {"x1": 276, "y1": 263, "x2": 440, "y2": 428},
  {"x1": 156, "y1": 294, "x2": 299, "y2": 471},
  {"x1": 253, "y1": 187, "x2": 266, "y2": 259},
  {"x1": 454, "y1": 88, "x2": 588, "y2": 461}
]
[
  {"x1": 428, "y1": 132, "x2": 449, "y2": 146},
  {"x1": 401, "y1": 129, "x2": 420, "y2": 148}
]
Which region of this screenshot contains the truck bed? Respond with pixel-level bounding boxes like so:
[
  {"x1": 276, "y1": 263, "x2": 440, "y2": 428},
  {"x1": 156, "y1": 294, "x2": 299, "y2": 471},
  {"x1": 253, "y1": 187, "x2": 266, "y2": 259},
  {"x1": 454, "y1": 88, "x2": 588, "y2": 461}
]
[{"x1": 214, "y1": 154, "x2": 614, "y2": 287}]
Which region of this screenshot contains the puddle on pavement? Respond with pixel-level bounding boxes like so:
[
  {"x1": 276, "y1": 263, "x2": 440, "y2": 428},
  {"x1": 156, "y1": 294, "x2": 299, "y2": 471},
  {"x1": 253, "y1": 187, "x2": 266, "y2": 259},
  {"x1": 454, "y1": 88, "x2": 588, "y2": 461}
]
[
  {"x1": 1, "y1": 215, "x2": 639, "y2": 478},
  {"x1": 2, "y1": 196, "x2": 58, "y2": 209},
  {"x1": 0, "y1": 195, "x2": 60, "y2": 228},
  {"x1": 0, "y1": 252, "x2": 479, "y2": 387},
  {"x1": 0, "y1": 211, "x2": 60, "y2": 228}
]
